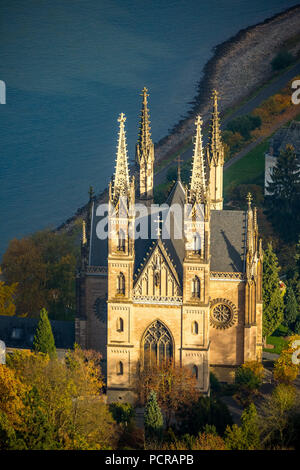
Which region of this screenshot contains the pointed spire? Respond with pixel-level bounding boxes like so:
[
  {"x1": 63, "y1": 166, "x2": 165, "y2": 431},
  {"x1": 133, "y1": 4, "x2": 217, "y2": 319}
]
[
  {"x1": 189, "y1": 115, "x2": 206, "y2": 200},
  {"x1": 136, "y1": 87, "x2": 155, "y2": 202},
  {"x1": 112, "y1": 113, "x2": 130, "y2": 201},
  {"x1": 136, "y1": 87, "x2": 153, "y2": 160},
  {"x1": 208, "y1": 90, "x2": 223, "y2": 165}
]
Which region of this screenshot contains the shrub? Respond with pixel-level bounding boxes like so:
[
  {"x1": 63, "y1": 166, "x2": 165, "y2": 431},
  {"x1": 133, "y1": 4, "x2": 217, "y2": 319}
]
[
  {"x1": 109, "y1": 402, "x2": 135, "y2": 426},
  {"x1": 271, "y1": 51, "x2": 294, "y2": 71}
]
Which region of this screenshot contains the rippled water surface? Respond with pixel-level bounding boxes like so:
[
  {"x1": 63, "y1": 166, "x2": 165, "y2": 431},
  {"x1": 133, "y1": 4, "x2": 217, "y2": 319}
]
[{"x1": 0, "y1": 0, "x2": 299, "y2": 257}]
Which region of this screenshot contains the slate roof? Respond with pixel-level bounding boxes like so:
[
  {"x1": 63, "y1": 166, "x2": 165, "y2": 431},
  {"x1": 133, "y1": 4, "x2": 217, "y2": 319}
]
[
  {"x1": 269, "y1": 120, "x2": 300, "y2": 159},
  {"x1": 210, "y1": 210, "x2": 246, "y2": 273},
  {"x1": 88, "y1": 180, "x2": 246, "y2": 277},
  {"x1": 0, "y1": 315, "x2": 75, "y2": 350}
]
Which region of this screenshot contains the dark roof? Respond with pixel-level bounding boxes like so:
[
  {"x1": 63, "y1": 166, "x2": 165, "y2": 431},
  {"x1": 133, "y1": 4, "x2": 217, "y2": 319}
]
[
  {"x1": 88, "y1": 181, "x2": 246, "y2": 277},
  {"x1": 89, "y1": 199, "x2": 109, "y2": 266},
  {"x1": 0, "y1": 316, "x2": 75, "y2": 350},
  {"x1": 269, "y1": 120, "x2": 300, "y2": 159},
  {"x1": 210, "y1": 210, "x2": 246, "y2": 272}
]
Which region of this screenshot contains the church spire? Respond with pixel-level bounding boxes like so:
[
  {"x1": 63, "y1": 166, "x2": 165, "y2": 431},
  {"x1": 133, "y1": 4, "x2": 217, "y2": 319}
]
[
  {"x1": 136, "y1": 87, "x2": 154, "y2": 204},
  {"x1": 189, "y1": 115, "x2": 206, "y2": 202},
  {"x1": 207, "y1": 90, "x2": 224, "y2": 210},
  {"x1": 112, "y1": 113, "x2": 130, "y2": 202},
  {"x1": 208, "y1": 90, "x2": 223, "y2": 165},
  {"x1": 137, "y1": 87, "x2": 153, "y2": 154}
]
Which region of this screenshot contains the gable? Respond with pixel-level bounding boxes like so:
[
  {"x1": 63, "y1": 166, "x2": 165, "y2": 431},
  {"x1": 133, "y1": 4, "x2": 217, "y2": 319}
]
[{"x1": 133, "y1": 241, "x2": 182, "y2": 301}]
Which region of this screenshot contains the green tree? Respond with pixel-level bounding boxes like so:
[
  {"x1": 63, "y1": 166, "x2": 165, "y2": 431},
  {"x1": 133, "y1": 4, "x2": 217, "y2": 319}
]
[
  {"x1": 33, "y1": 308, "x2": 57, "y2": 358},
  {"x1": 260, "y1": 384, "x2": 300, "y2": 449},
  {"x1": 0, "y1": 276, "x2": 18, "y2": 316},
  {"x1": 284, "y1": 286, "x2": 298, "y2": 332},
  {"x1": 178, "y1": 395, "x2": 232, "y2": 437},
  {"x1": 225, "y1": 403, "x2": 260, "y2": 450},
  {"x1": 271, "y1": 51, "x2": 294, "y2": 71},
  {"x1": 0, "y1": 410, "x2": 18, "y2": 450},
  {"x1": 262, "y1": 243, "x2": 284, "y2": 340},
  {"x1": 109, "y1": 402, "x2": 135, "y2": 427},
  {"x1": 18, "y1": 387, "x2": 58, "y2": 450},
  {"x1": 144, "y1": 391, "x2": 163, "y2": 443},
  {"x1": 226, "y1": 114, "x2": 261, "y2": 140},
  {"x1": 1, "y1": 228, "x2": 80, "y2": 319},
  {"x1": 265, "y1": 145, "x2": 300, "y2": 243}
]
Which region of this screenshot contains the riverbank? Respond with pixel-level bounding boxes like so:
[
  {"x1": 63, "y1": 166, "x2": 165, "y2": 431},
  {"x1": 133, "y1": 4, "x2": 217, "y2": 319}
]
[{"x1": 57, "y1": 4, "x2": 300, "y2": 234}]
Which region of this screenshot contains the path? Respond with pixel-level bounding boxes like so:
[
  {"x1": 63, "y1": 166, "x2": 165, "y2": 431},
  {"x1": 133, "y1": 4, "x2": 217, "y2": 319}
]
[{"x1": 154, "y1": 61, "x2": 300, "y2": 185}]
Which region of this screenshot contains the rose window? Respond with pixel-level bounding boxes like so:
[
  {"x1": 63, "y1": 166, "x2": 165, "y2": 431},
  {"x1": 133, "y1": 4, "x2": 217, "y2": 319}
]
[{"x1": 210, "y1": 299, "x2": 237, "y2": 329}]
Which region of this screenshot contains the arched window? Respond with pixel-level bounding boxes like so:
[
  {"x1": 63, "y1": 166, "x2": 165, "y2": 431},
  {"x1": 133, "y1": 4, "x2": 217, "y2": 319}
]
[
  {"x1": 117, "y1": 361, "x2": 123, "y2": 375},
  {"x1": 192, "y1": 365, "x2": 198, "y2": 379},
  {"x1": 143, "y1": 320, "x2": 173, "y2": 368},
  {"x1": 118, "y1": 229, "x2": 126, "y2": 251},
  {"x1": 191, "y1": 321, "x2": 198, "y2": 335},
  {"x1": 193, "y1": 234, "x2": 201, "y2": 254},
  {"x1": 117, "y1": 273, "x2": 125, "y2": 295},
  {"x1": 117, "y1": 317, "x2": 124, "y2": 332},
  {"x1": 192, "y1": 276, "x2": 200, "y2": 298}
]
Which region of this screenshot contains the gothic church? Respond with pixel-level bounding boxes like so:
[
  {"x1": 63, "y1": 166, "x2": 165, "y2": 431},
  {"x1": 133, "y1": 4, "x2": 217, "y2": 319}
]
[{"x1": 76, "y1": 88, "x2": 263, "y2": 403}]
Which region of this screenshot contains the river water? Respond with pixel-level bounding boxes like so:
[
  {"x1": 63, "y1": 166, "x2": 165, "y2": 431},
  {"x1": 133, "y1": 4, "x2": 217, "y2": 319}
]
[{"x1": 0, "y1": 0, "x2": 299, "y2": 257}]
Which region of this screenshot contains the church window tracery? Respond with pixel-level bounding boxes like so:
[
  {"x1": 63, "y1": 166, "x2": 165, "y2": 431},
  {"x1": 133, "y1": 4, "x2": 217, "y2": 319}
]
[{"x1": 142, "y1": 320, "x2": 173, "y2": 368}]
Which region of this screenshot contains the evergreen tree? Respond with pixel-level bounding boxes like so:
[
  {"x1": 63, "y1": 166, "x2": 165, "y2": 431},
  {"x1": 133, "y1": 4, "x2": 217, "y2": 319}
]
[
  {"x1": 284, "y1": 286, "x2": 298, "y2": 331},
  {"x1": 33, "y1": 308, "x2": 56, "y2": 358},
  {"x1": 240, "y1": 403, "x2": 260, "y2": 450},
  {"x1": 144, "y1": 390, "x2": 163, "y2": 443},
  {"x1": 265, "y1": 145, "x2": 300, "y2": 243},
  {"x1": 263, "y1": 243, "x2": 284, "y2": 339}
]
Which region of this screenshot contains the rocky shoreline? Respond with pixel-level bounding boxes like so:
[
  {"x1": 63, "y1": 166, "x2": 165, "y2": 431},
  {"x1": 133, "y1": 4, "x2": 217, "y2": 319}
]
[{"x1": 58, "y1": 4, "x2": 300, "y2": 233}]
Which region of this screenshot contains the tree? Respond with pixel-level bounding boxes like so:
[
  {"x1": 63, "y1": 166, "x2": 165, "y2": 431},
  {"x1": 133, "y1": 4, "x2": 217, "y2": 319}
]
[
  {"x1": 0, "y1": 277, "x2": 18, "y2": 316},
  {"x1": 259, "y1": 384, "x2": 300, "y2": 449},
  {"x1": 0, "y1": 410, "x2": 18, "y2": 450},
  {"x1": 284, "y1": 286, "x2": 298, "y2": 332},
  {"x1": 225, "y1": 403, "x2": 260, "y2": 450},
  {"x1": 7, "y1": 349, "x2": 117, "y2": 450},
  {"x1": 271, "y1": 51, "x2": 294, "y2": 71},
  {"x1": 137, "y1": 362, "x2": 199, "y2": 427},
  {"x1": 273, "y1": 335, "x2": 300, "y2": 385},
  {"x1": 0, "y1": 365, "x2": 27, "y2": 425},
  {"x1": 235, "y1": 361, "x2": 264, "y2": 405},
  {"x1": 33, "y1": 308, "x2": 57, "y2": 358},
  {"x1": 1, "y1": 237, "x2": 47, "y2": 316},
  {"x1": 144, "y1": 391, "x2": 163, "y2": 443},
  {"x1": 262, "y1": 243, "x2": 284, "y2": 339},
  {"x1": 178, "y1": 395, "x2": 232, "y2": 437},
  {"x1": 18, "y1": 387, "x2": 58, "y2": 450},
  {"x1": 1, "y1": 228, "x2": 80, "y2": 319},
  {"x1": 109, "y1": 402, "x2": 135, "y2": 427},
  {"x1": 265, "y1": 145, "x2": 300, "y2": 243},
  {"x1": 226, "y1": 114, "x2": 261, "y2": 140}
]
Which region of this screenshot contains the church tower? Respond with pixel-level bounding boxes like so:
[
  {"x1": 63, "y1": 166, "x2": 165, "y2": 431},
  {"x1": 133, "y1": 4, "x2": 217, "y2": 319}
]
[
  {"x1": 181, "y1": 115, "x2": 210, "y2": 393},
  {"x1": 136, "y1": 87, "x2": 154, "y2": 206},
  {"x1": 107, "y1": 113, "x2": 135, "y2": 400},
  {"x1": 207, "y1": 90, "x2": 224, "y2": 210},
  {"x1": 244, "y1": 194, "x2": 263, "y2": 362}
]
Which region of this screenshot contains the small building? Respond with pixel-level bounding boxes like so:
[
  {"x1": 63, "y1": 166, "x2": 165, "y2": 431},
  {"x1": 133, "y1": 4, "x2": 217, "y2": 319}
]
[
  {"x1": 0, "y1": 315, "x2": 75, "y2": 357},
  {"x1": 265, "y1": 120, "x2": 300, "y2": 195}
]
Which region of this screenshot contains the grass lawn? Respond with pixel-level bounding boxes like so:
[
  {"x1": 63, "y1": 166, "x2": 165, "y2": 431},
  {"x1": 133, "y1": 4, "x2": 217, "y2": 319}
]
[
  {"x1": 264, "y1": 335, "x2": 288, "y2": 355},
  {"x1": 263, "y1": 325, "x2": 289, "y2": 355},
  {"x1": 224, "y1": 139, "x2": 269, "y2": 200}
]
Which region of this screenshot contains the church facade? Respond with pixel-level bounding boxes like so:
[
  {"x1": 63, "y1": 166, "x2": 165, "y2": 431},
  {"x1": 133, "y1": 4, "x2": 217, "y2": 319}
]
[{"x1": 76, "y1": 88, "x2": 263, "y2": 403}]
